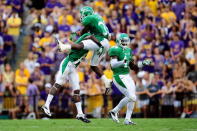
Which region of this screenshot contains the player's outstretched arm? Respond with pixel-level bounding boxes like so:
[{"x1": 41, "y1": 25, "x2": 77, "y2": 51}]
[
  {"x1": 129, "y1": 59, "x2": 152, "y2": 72},
  {"x1": 129, "y1": 60, "x2": 139, "y2": 72}
]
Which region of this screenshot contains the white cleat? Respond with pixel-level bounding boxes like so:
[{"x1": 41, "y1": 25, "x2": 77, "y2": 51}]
[
  {"x1": 41, "y1": 105, "x2": 52, "y2": 117},
  {"x1": 109, "y1": 111, "x2": 120, "y2": 123},
  {"x1": 124, "y1": 119, "x2": 136, "y2": 125},
  {"x1": 55, "y1": 38, "x2": 71, "y2": 53}
]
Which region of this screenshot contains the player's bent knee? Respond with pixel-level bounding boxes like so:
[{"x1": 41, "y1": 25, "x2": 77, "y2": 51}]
[
  {"x1": 72, "y1": 90, "x2": 81, "y2": 103},
  {"x1": 49, "y1": 83, "x2": 62, "y2": 95}
]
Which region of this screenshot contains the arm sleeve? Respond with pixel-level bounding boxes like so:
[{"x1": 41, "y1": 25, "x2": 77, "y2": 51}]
[{"x1": 110, "y1": 58, "x2": 125, "y2": 68}]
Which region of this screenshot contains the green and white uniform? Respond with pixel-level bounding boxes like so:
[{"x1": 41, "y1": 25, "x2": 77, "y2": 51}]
[
  {"x1": 108, "y1": 33, "x2": 152, "y2": 124},
  {"x1": 81, "y1": 14, "x2": 110, "y2": 66},
  {"x1": 56, "y1": 33, "x2": 90, "y2": 89},
  {"x1": 108, "y1": 46, "x2": 136, "y2": 102}
]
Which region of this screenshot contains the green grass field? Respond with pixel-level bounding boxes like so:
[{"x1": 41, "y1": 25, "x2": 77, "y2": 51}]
[{"x1": 0, "y1": 118, "x2": 197, "y2": 131}]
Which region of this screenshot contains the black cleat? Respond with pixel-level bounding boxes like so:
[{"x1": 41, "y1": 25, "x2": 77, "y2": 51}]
[{"x1": 76, "y1": 114, "x2": 91, "y2": 123}]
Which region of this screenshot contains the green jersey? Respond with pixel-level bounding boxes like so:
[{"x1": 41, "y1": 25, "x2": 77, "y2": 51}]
[
  {"x1": 82, "y1": 14, "x2": 109, "y2": 42},
  {"x1": 61, "y1": 33, "x2": 91, "y2": 74},
  {"x1": 68, "y1": 33, "x2": 90, "y2": 66},
  {"x1": 108, "y1": 46, "x2": 133, "y2": 76}
]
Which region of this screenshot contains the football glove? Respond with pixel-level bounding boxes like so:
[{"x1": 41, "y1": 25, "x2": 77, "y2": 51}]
[
  {"x1": 138, "y1": 59, "x2": 152, "y2": 68},
  {"x1": 142, "y1": 59, "x2": 152, "y2": 66}
]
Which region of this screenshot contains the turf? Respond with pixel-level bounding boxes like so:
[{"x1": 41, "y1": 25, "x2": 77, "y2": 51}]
[{"x1": 0, "y1": 118, "x2": 197, "y2": 131}]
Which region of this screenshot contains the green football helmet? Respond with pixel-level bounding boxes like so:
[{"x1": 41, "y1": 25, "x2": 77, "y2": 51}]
[
  {"x1": 116, "y1": 33, "x2": 130, "y2": 48},
  {"x1": 80, "y1": 6, "x2": 94, "y2": 21}
]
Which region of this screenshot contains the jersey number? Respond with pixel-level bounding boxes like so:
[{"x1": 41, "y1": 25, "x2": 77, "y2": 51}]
[
  {"x1": 97, "y1": 47, "x2": 104, "y2": 57},
  {"x1": 98, "y1": 21, "x2": 108, "y2": 36}
]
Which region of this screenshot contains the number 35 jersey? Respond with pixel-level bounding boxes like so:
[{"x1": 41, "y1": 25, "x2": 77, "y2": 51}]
[{"x1": 82, "y1": 14, "x2": 109, "y2": 42}]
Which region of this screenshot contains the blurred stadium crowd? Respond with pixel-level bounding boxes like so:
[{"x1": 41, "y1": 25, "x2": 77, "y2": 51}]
[{"x1": 0, "y1": 0, "x2": 197, "y2": 119}]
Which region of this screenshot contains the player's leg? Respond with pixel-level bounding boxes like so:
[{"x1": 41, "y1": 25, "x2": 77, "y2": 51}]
[
  {"x1": 89, "y1": 39, "x2": 112, "y2": 89},
  {"x1": 110, "y1": 74, "x2": 136, "y2": 124},
  {"x1": 109, "y1": 75, "x2": 129, "y2": 123},
  {"x1": 69, "y1": 64, "x2": 90, "y2": 123},
  {"x1": 109, "y1": 96, "x2": 129, "y2": 123},
  {"x1": 122, "y1": 74, "x2": 136, "y2": 125},
  {"x1": 41, "y1": 57, "x2": 69, "y2": 116},
  {"x1": 57, "y1": 35, "x2": 98, "y2": 52}
]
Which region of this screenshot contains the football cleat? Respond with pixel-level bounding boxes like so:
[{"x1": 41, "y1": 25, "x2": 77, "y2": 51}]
[
  {"x1": 108, "y1": 111, "x2": 120, "y2": 123},
  {"x1": 76, "y1": 114, "x2": 91, "y2": 123},
  {"x1": 124, "y1": 119, "x2": 136, "y2": 125},
  {"x1": 41, "y1": 105, "x2": 52, "y2": 117}
]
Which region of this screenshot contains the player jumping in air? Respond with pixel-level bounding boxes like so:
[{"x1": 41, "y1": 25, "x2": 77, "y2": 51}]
[
  {"x1": 108, "y1": 33, "x2": 151, "y2": 125},
  {"x1": 42, "y1": 6, "x2": 111, "y2": 123},
  {"x1": 58, "y1": 6, "x2": 111, "y2": 89}
]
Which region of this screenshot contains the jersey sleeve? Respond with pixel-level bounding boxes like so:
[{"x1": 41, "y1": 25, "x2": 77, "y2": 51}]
[
  {"x1": 108, "y1": 46, "x2": 120, "y2": 57},
  {"x1": 82, "y1": 16, "x2": 93, "y2": 26},
  {"x1": 75, "y1": 33, "x2": 91, "y2": 44}
]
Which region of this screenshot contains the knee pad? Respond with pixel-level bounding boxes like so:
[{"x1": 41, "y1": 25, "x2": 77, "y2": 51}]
[{"x1": 72, "y1": 90, "x2": 81, "y2": 103}]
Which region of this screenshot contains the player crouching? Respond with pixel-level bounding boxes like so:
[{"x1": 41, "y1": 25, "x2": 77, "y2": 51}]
[{"x1": 108, "y1": 33, "x2": 151, "y2": 125}]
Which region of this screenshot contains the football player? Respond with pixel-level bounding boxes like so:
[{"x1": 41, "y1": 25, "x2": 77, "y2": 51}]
[
  {"x1": 58, "y1": 6, "x2": 111, "y2": 90},
  {"x1": 42, "y1": 33, "x2": 93, "y2": 123},
  {"x1": 108, "y1": 33, "x2": 151, "y2": 125}
]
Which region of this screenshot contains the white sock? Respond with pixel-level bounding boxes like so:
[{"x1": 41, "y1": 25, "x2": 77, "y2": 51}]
[
  {"x1": 45, "y1": 94, "x2": 54, "y2": 108},
  {"x1": 125, "y1": 101, "x2": 135, "y2": 120},
  {"x1": 75, "y1": 102, "x2": 83, "y2": 115},
  {"x1": 112, "y1": 97, "x2": 129, "y2": 113}
]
